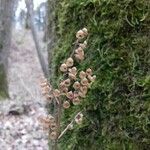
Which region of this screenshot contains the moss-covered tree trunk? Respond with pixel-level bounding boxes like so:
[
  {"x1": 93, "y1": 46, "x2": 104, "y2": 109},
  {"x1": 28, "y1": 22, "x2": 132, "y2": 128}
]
[
  {"x1": 0, "y1": 0, "x2": 15, "y2": 99},
  {"x1": 47, "y1": 0, "x2": 150, "y2": 149}
]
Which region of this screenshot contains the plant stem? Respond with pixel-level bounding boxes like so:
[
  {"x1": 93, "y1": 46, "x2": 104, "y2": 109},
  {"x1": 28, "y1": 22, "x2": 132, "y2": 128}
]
[{"x1": 52, "y1": 98, "x2": 62, "y2": 150}]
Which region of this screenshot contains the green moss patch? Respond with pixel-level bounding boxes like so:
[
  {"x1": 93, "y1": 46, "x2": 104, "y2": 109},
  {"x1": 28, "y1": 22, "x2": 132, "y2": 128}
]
[{"x1": 49, "y1": 0, "x2": 150, "y2": 149}]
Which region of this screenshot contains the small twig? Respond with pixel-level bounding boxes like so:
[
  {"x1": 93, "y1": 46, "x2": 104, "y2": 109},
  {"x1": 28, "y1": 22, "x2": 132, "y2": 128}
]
[{"x1": 58, "y1": 112, "x2": 81, "y2": 139}]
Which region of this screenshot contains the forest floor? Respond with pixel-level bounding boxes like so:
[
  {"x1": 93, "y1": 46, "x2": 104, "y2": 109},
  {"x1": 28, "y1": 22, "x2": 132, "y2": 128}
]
[{"x1": 0, "y1": 29, "x2": 49, "y2": 150}]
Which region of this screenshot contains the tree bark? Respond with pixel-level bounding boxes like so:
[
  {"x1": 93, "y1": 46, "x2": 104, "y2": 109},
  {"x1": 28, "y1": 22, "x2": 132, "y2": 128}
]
[
  {"x1": 0, "y1": 0, "x2": 15, "y2": 98},
  {"x1": 25, "y1": 0, "x2": 49, "y2": 77},
  {"x1": 47, "y1": 0, "x2": 57, "y2": 80}
]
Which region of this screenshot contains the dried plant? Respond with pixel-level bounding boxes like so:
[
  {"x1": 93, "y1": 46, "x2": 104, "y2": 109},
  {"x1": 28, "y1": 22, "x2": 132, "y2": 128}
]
[{"x1": 40, "y1": 28, "x2": 96, "y2": 150}]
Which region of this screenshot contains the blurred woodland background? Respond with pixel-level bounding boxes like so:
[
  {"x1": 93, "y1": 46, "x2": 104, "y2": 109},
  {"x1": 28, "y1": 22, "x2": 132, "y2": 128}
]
[{"x1": 0, "y1": 0, "x2": 150, "y2": 150}]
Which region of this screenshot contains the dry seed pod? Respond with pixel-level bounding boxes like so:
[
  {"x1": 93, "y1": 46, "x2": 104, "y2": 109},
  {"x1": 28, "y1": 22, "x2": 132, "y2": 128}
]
[
  {"x1": 69, "y1": 67, "x2": 77, "y2": 75},
  {"x1": 40, "y1": 82, "x2": 48, "y2": 88},
  {"x1": 47, "y1": 115, "x2": 55, "y2": 123},
  {"x1": 79, "y1": 71, "x2": 86, "y2": 79},
  {"x1": 68, "y1": 73, "x2": 76, "y2": 80},
  {"x1": 49, "y1": 132, "x2": 57, "y2": 140},
  {"x1": 39, "y1": 116, "x2": 50, "y2": 124},
  {"x1": 82, "y1": 28, "x2": 88, "y2": 36},
  {"x1": 66, "y1": 91, "x2": 74, "y2": 99},
  {"x1": 78, "y1": 91, "x2": 86, "y2": 98},
  {"x1": 81, "y1": 78, "x2": 89, "y2": 86},
  {"x1": 42, "y1": 90, "x2": 48, "y2": 96},
  {"x1": 75, "y1": 47, "x2": 84, "y2": 54},
  {"x1": 66, "y1": 57, "x2": 74, "y2": 67},
  {"x1": 43, "y1": 123, "x2": 50, "y2": 130},
  {"x1": 75, "y1": 113, "x2": 83, "y2": 125},
  {"x1": 75, "y1": 54, "x2": 84, "y2": 61},
  {"x1": 60, "y1": 82, "x2": 66, "y2": 89},
  {"x1": 73, "y1": 81, "x2": 81, "y2": 90},
  {"x1": 64, "y1": 79, "x2": 71, "y2": 87},
  {"x1": 76, "y1": 30, "x2": 85, "y2": 40},
  {"x1": 74, "y1": 91, "x2": 79, "y2": 98},
  {"x1": 60, "y1": 63, "x2": 68, "y2": 72},
  {"x1": 72, "y1": 97, "x2": 81, "y2": 105},
  {"x1": 86, "y1": 68, "x2": 92, "y2": 76},
  {"x1": 80, "y1": 86, "x2": 88, "y2": 94},
  {"x1": 61, "y1": 87, "x2": 68, "y2": 93},
  {"x1": 45, "y1": 95, "x2": 53, "y2": 101},
  {"x1": 50, "y1": 123, "x2": 57, "y2": 131},
  {"x1": 53, "y1": 89, "x2": 60, "y2": 97},
  {"x1": 63, "y1": 101, "x2": 70, "y2": 109},
  {"x1": 83, "y1": 40, "x2": 87, "y2": 46},
  {"x1": 79, "y1": 43, "x2": 86, "y2": 49},
  {"x1": 88, "y1": 75, "x2": 96, "y2": 82},
  {"x1": 44, "y1": 86, "x2": 51, "y2": 93}
]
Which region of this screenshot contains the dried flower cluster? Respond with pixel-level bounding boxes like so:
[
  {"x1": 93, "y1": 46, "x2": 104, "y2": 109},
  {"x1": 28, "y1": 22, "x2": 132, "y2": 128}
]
[
  {"x1": 40, "y1": 28, "x2": 96, "y2": 142},
  {"x1": 39, "y1": 115, "x2": 58, "y2": 140}
]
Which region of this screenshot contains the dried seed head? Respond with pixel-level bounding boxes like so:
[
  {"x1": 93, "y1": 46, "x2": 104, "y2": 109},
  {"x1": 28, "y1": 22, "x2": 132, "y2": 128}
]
[
  {"x1": 88, "y1": 75, "x2": 96, "y2": 82},
  {"x1": 73, "y1": 97, "x2": 81, "y2": 105},
  {"x1": 39, "y1": 116, "x2": 50, "y2": 124},
  {"x1": 86, "y1": 68, "x2": 92, "y2": 76},
  {"x1": 68, "y1": 73, "x2": 76, "y2": 80},
  {"x1": 53, "y1": 89, "x2": 60, "y2": 97},
  {"x1": 49, "y1": 131, "x2": 57, "y2": 140},
  {"x1": 60, "y1": 63, "x2": 68, "y2": 72},
  {"x1": 79, "y1": 43, "x2": 86, "y2": 49},
  {"x1": 62, "y1": 87, "x2": 69, "y2": 93},
  {"x1": 83, "y1": 40, "x2": 87, "y2": 46},
  {"x1": 40, "y1": 82, "x2": 48, "y2": 88},
  {"x1": 66, "y1": 57, "x2": 74, "y2": 67},
  {"x1": 69, "y1": 67, "x2": 77, "y2": 75},
  {"x1": 78, "y1": 91, "x2": 86, "y2": 98},
  {"x1": 80, "y1": 86, "x2": 88, "y2": 94},
  {"x1": 79, "y1": 71, "x2": 86, "y2": 79},
  {"x1": 43, "y1": 123, "x2": 50, "y2": 130},
  {"x1": 45, "y1": 95, "x2": 53, "y2": 101},
  {"x1": 75, "y1": 113, "x2": 83, "y2": 125},
  {"x1": 92, "y1": 75, "x2": 96, "y2": 81},
  {"x1": 81, "y1": 78, "x2": 89, "y2": 86},
  {"x1": 47, "y1": 115, "x2": 55, "y2": 123},
  {"x1": 66, "y1": 91, "x2": 74, "y2": 99},
  {"x1": 50, "y1": 123, "x2": 57, "y2": 131},
  {"x1": 44, "y1": 86, "x2": 51, "y2": 93},
  {"x1": 75, "y1": 47, "x2": 84, "y2": 54},
  {"x1": 82, "y1": 28, "x2": 88, "y2": 36},
  {"x1": 76, "y1": 30, "x2": 85, "y2": 40},
  {"x1": 75, "y1": 54, "x2": 84, "y2": 61},
  {"x1": 63, "y1": 101, "x2": 70, "y2": 109},
  {"x1": 60, "y1": 82, "x2": 66, "y2": 89},
  {"x1": 64, "y1": 79, "x2": 71, "y2": 87},
  {"x1": 74, "y1": 91, "x2": 79, "y2": 98},
  {"x1": 73, "y1": 81, "x2": 81, "y2": 90}
]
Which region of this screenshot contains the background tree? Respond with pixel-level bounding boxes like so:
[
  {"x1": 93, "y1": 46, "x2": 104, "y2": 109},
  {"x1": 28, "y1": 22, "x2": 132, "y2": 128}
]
[
  {"x1": 25, "y1": 0, "x2": 48, "y2": 77},
  {"x1": 0, "y1": 0, "x2": 16, "y2": 98}
]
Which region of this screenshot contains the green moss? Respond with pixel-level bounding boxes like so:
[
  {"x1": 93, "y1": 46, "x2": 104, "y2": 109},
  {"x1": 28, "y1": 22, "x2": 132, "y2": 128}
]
[
  {"x1": 0, "y1": 64, "x2": 9, "y2": 99},
  {"x1": 49, "y1": 0, "x2": 150, "y2": 149}
]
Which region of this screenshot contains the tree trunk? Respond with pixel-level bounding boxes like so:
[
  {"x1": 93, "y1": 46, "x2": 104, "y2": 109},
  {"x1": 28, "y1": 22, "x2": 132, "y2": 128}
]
[
  {"x1": 47, "y1": 0, "x2": 57, "y2": 80},
  {"x1": 25, "y1": 0, "x2": 49, "y2": 77},
  {"x1": 0, "y1": 0, "x2": 15, "y2": 98}
]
